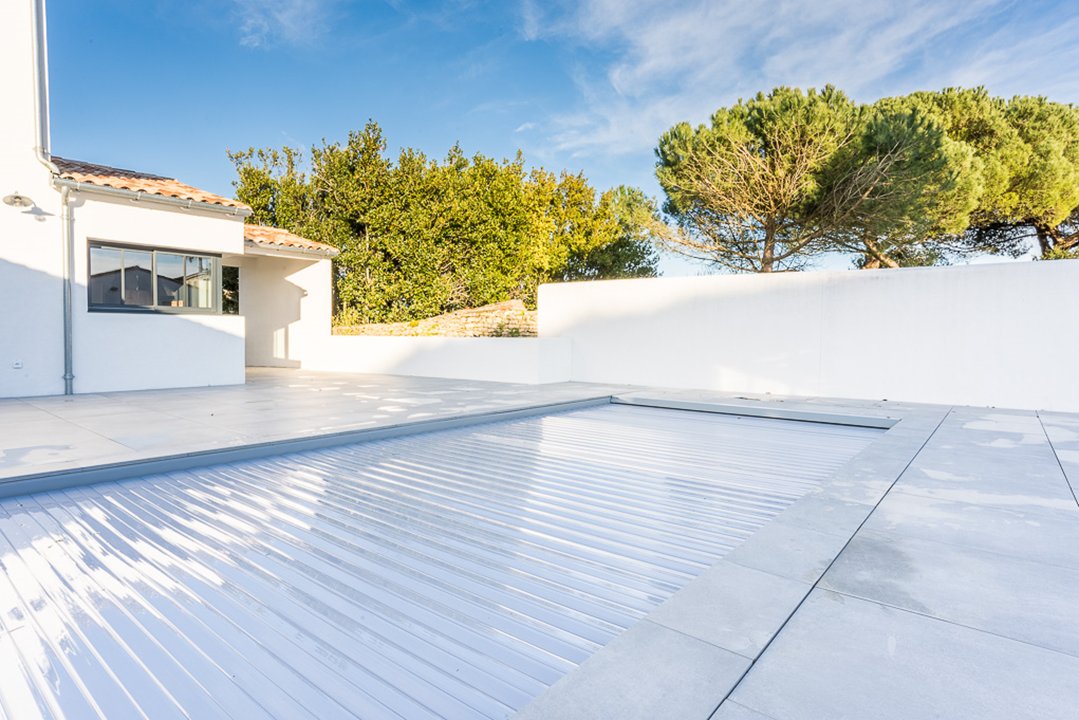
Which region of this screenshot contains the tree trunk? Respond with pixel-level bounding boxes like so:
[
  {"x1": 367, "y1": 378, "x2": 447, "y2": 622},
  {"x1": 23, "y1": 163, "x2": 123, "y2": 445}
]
[
  {"x1": 760, "y1": 236, "x2": 775, "y2": 273},
  {"x1": 1036, "y1": 223, "x2": 1079, "y2": 257},
  {"x1": 1035, "y1": 225, "x2": 1053, "y2": 258},
  {"x1": 861, "y1": 237, "x2": 900, "y2": 269},
  {"x1": 364, "y1": 225, "x2": 372, "y2": 284}
]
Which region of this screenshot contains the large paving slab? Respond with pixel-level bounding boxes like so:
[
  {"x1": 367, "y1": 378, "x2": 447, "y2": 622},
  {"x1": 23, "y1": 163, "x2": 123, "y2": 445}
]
[
  {"x1": 854, "y1": 489, "x2": 1079, "y2": 570},
  {"x1": 820, "y1": 528, "x2": 1079, "y2": 656},
  {"x1": 1040, "y1": 410, "x2": 1079, "y2": 503},
  {"x1": 726, "y1": 589, "x2": 1079, "y2": 720},
  {"x1": 819, "y1": 406, "x2": 1079, "y2": 657}
]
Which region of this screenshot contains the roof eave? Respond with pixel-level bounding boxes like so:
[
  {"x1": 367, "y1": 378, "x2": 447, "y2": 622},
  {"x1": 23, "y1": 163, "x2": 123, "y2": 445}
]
[
  {"x1": 53, "y1": 177, "x2": 252, "y2": 218},
  {"x1": 243, "y1": 239, "x2": 339, "y2": 259}
]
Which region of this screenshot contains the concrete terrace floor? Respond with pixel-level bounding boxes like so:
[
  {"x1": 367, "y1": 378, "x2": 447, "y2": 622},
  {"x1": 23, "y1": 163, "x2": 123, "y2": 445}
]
[
  {"x1": 0, "y1": 368, "x2": 623, "y2": 482},
  {"x1": 0, "y1": 369, "x2": 1078, "y2": 719}
]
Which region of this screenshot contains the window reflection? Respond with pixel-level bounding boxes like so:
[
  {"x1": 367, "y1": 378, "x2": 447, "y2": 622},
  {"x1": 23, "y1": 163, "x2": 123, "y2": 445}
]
[
  {"x1": 122, "y1": 250, "x2": 153, "y2": 306},
  {"x1": 88, "y1": 244, "x2": 220, "y2": 313},
  {"x1": 184, "y1": 256, "x2": 213, "y2": 309},
  {"x1": 89, "y1": 246, "x2": 123, "y2": 305},
  {"x1": 156, "y1": 253, "x2": 185, "y2": 307}
]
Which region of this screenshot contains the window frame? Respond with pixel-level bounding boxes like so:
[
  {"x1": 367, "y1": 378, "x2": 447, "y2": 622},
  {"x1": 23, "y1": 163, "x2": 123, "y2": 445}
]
[{"x1": 87, "y1": 240, "x2": 223, "y2": 315}]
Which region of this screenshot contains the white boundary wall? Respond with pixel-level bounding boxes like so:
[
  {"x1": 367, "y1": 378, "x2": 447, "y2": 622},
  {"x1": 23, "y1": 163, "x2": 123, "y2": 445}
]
[
  {"x1": 303, "y1": 336, "x2": 572, "y2": 385},
  {"x1": 539, "y1": 261, "x2": 1079, "y2": 412}
]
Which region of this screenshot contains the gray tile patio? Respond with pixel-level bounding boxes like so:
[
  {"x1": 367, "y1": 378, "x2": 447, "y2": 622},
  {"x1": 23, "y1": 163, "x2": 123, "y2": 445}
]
[
  {"x1": 712, "y1": 402, "x2": 1079, "y2": 720},
  {"x1": 646, "y1": 560, "x2": 812, "y2": 658},
  {"x1": 514, "y1": 619, "x2": 750, "y2": 720},
  {"x1": 0, "y1": 368, "x2": 623, "y2": 482},
  {"x1": 725, "y1": 589, "x2": 1079, "y2": 720}
]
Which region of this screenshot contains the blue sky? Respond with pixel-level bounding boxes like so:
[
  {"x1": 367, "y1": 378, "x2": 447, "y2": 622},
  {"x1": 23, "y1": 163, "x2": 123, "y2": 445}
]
[{"x1": 47, "y1": 0, "x2": 1079, "y2": 274}]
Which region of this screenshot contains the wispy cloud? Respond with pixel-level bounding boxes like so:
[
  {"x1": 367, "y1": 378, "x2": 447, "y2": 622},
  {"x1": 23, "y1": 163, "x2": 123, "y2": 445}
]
[
  {"x1": 522, "y1": 0, "x2": 1079, "y2": 158},
  {"x1": 519, "y1": 0, "x2": 542, "y2": 41},
  {"x1": 940, "y1": 12, "x2": 1079, "y2": 100},
  {"x1": 514, "y1": 121, "x2": 536, "y2": 133},
  {"x1": 233, "y1": 0, "x2": 338, "y2": 47}
]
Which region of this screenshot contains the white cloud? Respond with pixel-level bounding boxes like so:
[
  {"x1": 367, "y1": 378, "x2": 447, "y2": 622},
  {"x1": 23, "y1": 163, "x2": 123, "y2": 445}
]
[
  {"x1": 234, "y1": 0, "x2": 337, "y2": 47},
  {"x1": 525, "y1": 0, "x2": 1079, "y2": 158},
  {"x1": 514, "y1": 121, "x2": 537, "y2": 133}
]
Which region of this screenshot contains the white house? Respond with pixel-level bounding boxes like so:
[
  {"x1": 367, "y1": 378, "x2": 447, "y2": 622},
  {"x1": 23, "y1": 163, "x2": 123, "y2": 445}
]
[{"x1": 0, "y1": 0, "x2": 338, "y2": 398}]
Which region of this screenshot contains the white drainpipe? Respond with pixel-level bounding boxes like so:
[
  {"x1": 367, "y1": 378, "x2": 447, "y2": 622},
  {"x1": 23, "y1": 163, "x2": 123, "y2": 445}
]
[
  {"x1": 58, "y1": 185, "x2": 74, "y2": 395},
  {"x1": 30, "y1": 0, "x2": 57, "y2": 175},
  {"x1": 29, "y1": 0, "x2": 74, "y2": 394}
]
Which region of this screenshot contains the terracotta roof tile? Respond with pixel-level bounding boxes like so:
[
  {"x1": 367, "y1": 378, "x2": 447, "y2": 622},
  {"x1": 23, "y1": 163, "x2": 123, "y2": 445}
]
[
  {"x1": 243, "y1": 224, "x2": 339, "y2": 257},
  {"x1": 52, "y1": 156, "x2": 249, "y2": 210}
]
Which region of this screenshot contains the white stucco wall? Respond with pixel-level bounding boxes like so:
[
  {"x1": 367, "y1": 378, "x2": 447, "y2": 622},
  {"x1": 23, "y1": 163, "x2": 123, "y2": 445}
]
[
  {"x1": 0, "y1": 185, "x2": 248, "y2": 397},
  {"x1": 75, "y1": 313, "x2": 244, "y2": 393},
  {"x1": 0, "y1": 173, "x2": 64, "y2": 398},
  {"x1": 304, "y1": 336, "x2": 572, "y2": 385},
  {"x1": 238, "y1": 254, "x2": 333, "y2": 368},
  {"x1": 72, "y1": 193, "x2": 245, "y2": 257},
  {"x1": 66, "y1": 194, "x2": 246, "y2": 393},
  {"x1": 539, "y1": 261, "x2": 1079, "y2": 412},
  {"x1": 0, "y1": 0, "x2": 66, "y2": 398}
]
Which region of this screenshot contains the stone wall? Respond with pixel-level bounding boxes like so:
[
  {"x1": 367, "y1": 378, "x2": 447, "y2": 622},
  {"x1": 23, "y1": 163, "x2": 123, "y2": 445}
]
[{"x1": 334, "y1": 300, "x2": 538, "y2": 337}]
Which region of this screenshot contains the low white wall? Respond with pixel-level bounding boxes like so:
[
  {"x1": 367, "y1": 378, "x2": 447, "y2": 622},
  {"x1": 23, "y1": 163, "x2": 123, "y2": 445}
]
[
  {"x1": 539, "y1": 261, "x2": 1079, "y2": 412},
  {"x1": 304, "y1": 336, "x2": 572, "y2": 385},
  {"x1": 76, "y1": 313, "x2": 245, "y2": 393}
]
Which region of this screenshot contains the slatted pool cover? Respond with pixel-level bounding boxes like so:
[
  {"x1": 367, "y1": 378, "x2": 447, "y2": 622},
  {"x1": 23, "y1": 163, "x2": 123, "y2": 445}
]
[{"x1": 0, "y1": 404, "x2": 880, "y2": 719}]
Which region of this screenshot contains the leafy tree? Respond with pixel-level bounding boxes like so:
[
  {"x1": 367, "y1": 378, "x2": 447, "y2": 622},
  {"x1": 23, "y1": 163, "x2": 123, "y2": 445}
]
[
  {"x1": 997, "y1": 96, "x2": 1079, "y2": 257},
  {"x1": 562, "y1": 186, "x2": 660, "y2": 280},
  {"x1": 230, "y1": 122, "x2": 658, "y2": 323},
  {"x1": 229, "y1": 146, "x2": 311, "y2": 231},
  {"x1": 657, "y1": 85, "x2": 1079, "y2": 271},
  {"x1": 820, "y1": 103, "x2": 979, "y2": 268},
  {"x1": 656, "y1": 86, "x2": 859, "y2": 272},
  {"x1": 898, "y1": 88, "x2": 1079, "y2": 259}
]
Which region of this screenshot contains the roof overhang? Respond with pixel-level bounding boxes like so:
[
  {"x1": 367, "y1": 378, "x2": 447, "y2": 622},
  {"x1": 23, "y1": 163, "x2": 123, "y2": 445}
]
[
  {"x1": 243, "y1": 238, "x2": 339, "y2": 259},
  {"x1": 52, "y1": 178, "x2": 252, "y2": 218}
]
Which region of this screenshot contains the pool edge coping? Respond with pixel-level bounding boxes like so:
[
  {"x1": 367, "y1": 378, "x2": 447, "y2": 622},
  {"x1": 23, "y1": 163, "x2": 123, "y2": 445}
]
[
  {"x1": 0, "y1": 395, "x2": 614, "y2": 500},
  {"x1": 513, "y1": 399, "x2": 950, "y2": 720}
]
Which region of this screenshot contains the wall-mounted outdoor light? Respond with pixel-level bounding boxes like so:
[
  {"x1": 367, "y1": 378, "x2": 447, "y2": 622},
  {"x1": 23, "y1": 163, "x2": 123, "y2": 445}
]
[
  {"x1": 3, "y1": 191, "x2": 51, "y2": 221},
  {"x1": 2, "y1": 192, "x2": 35, "y2": 208}
]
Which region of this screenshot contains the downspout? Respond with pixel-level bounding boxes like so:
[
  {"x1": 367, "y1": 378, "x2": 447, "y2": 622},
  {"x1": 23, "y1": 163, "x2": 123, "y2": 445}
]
[
  {"x1": 58, "y1": 186, "x2": 74, "y2": 394},
  {"x1": 30, "y1": 0, "x2": 74, "y2": 394},
  {"x1": 30, "y1": 0, "x2": 57, "y2": 176}
]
